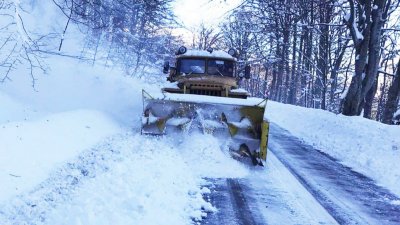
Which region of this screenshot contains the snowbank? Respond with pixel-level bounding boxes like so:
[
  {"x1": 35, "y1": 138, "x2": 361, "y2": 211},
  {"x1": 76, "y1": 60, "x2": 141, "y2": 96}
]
[
  {"x1": 0, "y1": 92, "x2": 43, "y2": 123},
  {"x1": 0, "y1": 51, "x2": 154, "y2": 202},
  {"x1": 0, "y1": 63, "x2": 221, "y2": 224},
  {"x1": 42, "y1": 134, "x2": 216, "y2": 225},
  {"x1": 0, "y1": 50, "x2": 244, "y2": 224},
  {"x1": 39, "y1": 131, "x2": 250, "y2": 225},
  {"x1": 0, "y1": 109, "x2": 121, "y2": 202},
  {"x1": 266, "y1": 101, "x2": 400, "y2": 196}
]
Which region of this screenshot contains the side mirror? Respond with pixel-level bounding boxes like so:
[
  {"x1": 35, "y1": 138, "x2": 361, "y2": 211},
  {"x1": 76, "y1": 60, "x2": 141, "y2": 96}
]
[
  {"x1": 163, "y1": 61, "x2": 170, "y2": 74},
  {"x1": 244, "y1": 65, "x2": 251, "y2": 79}
]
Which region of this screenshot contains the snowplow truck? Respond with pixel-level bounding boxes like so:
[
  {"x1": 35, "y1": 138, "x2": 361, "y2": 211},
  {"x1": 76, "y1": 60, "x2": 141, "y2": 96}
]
[{"x1": 141, "y1": 46, "x2": 269, "y2": 166}]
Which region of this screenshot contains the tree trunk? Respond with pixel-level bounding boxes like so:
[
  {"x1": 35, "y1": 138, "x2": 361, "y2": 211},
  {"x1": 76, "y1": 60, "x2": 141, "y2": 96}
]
[
  {"x1": 288, "y1": 24, "x2": 299, "y2": 104},
  {"x1": 282, "y1": 30, "x2": 290, "y2": 103},
  {"x1": 363, "y1": 76, "x2": 378, "y2": 119},
  {"x1": 341, "y1": 0, "x2": 372, "y2": 115},
  {"x1": 341, "y1": 0, "x2": 388, "y2": 116},
  {"x1": 362, "y1": 0, "x2": 386, "y2": 118},
  {"x1": 377, "y1": 60, "x2": 389, "y2": 121},
  {"x1": 315, "y1": 2, "x2": 331, "y2": 109},
  {"x1": 276, "y1": 39, "x2": 284, "y2": 102},
  {"x1": 329, "y1": 39, "x2": 349, "y2": 109},
  {"x1": 382, "y1": 60, "x2": 400, "y2": 124}
]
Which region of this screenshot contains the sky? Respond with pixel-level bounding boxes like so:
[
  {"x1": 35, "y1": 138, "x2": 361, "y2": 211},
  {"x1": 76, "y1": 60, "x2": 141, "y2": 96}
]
[{"x1": 172, "y1": 0, "x2": 242, "y2": 42}]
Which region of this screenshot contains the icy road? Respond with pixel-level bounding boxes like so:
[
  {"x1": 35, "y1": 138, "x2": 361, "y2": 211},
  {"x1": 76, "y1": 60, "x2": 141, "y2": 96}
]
[
  {"x1": 0, "y1": 125, "x2": 399, "y2": 225},
  {"x1": 201, "y1": 124, "x2": 400, "y2": 225}
]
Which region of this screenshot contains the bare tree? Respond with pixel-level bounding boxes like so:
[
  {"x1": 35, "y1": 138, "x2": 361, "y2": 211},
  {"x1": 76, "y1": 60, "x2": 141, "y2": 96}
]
[
  {"x1": 0, "y1": 1, "x2": 49, "y2": 88},
  {"x1": 220, "y1": 0, "x2": 400, "y2": 124},
  {"x1": 341, "y1": 0, "x2": 393, "y2": 116},
  {"x1": 191, "y1": 23, "x2": 222, "y2": 50},
  {"x1": 52, "y1": 0, "x2": 178, "y2": 74}
]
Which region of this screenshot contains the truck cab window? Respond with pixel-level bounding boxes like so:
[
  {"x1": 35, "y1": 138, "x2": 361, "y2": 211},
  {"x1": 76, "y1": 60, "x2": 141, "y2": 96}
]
[
  {"x1": 179, "y1": 59, "x2": 205, "y2": 75},
  {"x1": 208, "y1": 60, "x2": 234, "y2": 77}
]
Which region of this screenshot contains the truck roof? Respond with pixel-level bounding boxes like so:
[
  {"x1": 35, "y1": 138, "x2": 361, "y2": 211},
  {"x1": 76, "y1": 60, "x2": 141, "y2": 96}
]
[{"x1": 177, "y1": 49, "x2": 236, "y2": 61}]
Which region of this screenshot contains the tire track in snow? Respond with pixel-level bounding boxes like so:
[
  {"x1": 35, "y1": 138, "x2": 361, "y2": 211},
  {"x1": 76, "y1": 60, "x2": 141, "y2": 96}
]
[
  {"x1": 227, "y1": 179, "x2": 260, "y2": 225},
  {"x1": 269, "y1": 123, "x2": 400, "y2": 225},
  {"x1": 201, "y1": 178, "x2": 264, "y2": 225}
]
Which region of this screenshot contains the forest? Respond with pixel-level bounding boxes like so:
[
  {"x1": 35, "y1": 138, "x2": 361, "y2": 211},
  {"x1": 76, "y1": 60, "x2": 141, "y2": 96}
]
[{"x1": 1, "y1": 0, "x2": 400, "y2": 124}]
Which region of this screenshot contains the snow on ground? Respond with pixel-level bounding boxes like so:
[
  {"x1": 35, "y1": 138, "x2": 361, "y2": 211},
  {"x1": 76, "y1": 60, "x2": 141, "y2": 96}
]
[
  {"x1": 41, "y1": 132, "x2": 255, "y2": 225},
  {"x1": 1, "y1": 2, "x2": 231, "y2": 222},
  {"x1": 266, "y1": 101, "x2": 400, "y2": 197},
  {"x1": 0, "y1": 51, "x2": 249, "y2": 224},
  {"x1": 42, "y1": 134, "x2": 217, "y2": 225},
  {"x1": 253, "y1": 152, "x2": 338, "y2": 225},
  {"x1": 0, "y1": 2, "x2": 398, "y2": 224},
  {"x1": 178, "y1": 132, "x2": 249, "y2": 178},
  {"x1": 393, "y1": 200, "x2": 400, "y2": 205},
  {"x1": 0, "y1": 48, "x2": 161, "y2": 200},
  {"x1": 0, "y1": 115, "x2": 248, "y2": 225},
  {"x1": 0, "y1": 109, "x2": 121, "y2": 202},
  {"x1": 2, "y1": 56, "x2": 398, "y2": 224},
  {"x1": 2, "y1": 55, "x2": 399, "y2": 223},
  {"x1": 0, "y1": 55, "x2": 145, "y2": 126},
  {"x1": 0, "y1": 93, "x2": 42, "y2": 123}
]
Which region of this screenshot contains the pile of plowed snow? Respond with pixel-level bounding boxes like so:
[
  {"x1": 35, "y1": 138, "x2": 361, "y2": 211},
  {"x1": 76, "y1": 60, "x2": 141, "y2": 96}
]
[
  {"x1": 0, "y1": 54, "x2": 249, "y2": 225},
  {"x1": 0, "y1": 1, "x2": 251, "y2": 224},
  {"x1": 0, "y1": 108, "x2": 120, "y2": 202},
  {"x1": 0, "y1": 133, "x2": 223, "y2": 224}
]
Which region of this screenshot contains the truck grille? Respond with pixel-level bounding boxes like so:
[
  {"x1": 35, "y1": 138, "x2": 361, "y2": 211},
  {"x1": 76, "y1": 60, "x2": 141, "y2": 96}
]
[
  {"x1": 190, "y1": 89, "x2": 221, "y2": 96},
  {"x1": 189, "y1": 84, "x2": 223, "y2": 96}
]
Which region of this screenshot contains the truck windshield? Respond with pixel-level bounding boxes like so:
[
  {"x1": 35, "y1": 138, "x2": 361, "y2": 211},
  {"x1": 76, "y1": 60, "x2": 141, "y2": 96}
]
[
  {"x1": 179, "y1": 59, "x2": 206, "y2": 75},
  {"x1": 207, "y1": 60, "x2": 234, "y2": 77}
]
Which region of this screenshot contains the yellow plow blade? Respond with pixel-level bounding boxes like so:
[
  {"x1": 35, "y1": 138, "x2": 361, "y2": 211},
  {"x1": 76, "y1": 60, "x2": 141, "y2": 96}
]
[{"x1": 141, "y1": 90, "x2": 270, "y2": 165}]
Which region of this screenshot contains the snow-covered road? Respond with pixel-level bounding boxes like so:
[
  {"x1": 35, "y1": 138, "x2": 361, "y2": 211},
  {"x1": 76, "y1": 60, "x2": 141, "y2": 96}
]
[
  {"x1": 1, "y1": 124, "x2": 399, "y2": 225},
  {"x1": 201, "y1": 151, "x2": 338, "y2": 225},
  {"x1": 0, "y1": 129, "x2": 337, "y2": 225},
  {"x1": 1, "y1": 100, "x2": 399, "y2": 224},
  {"x1": 269, "y1": 123, "x2": 400, "y2": 225},
  {"x1": 200, "y1": 123, "x2": 400, "y2": 225}
]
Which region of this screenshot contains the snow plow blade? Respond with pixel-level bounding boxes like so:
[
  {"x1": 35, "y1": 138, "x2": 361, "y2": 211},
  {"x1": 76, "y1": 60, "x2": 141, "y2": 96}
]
[{"x1": 141, "y1": 90, "x2": 269, "y2": 165}]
